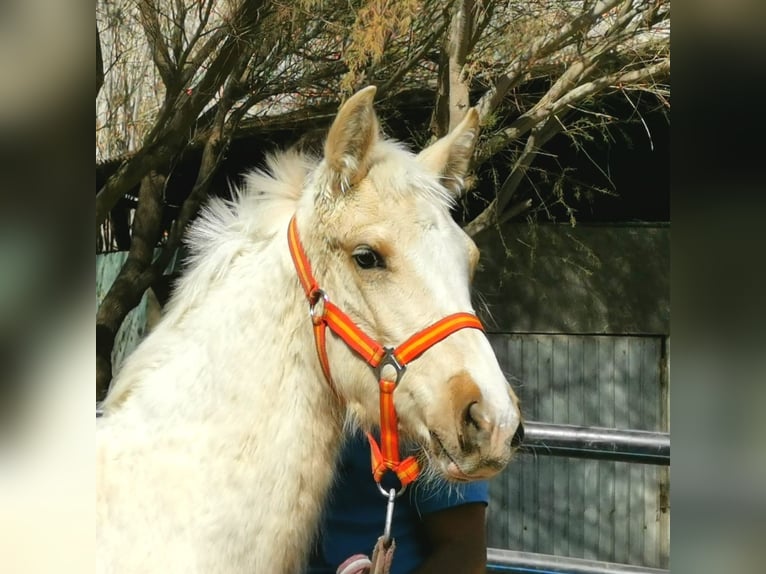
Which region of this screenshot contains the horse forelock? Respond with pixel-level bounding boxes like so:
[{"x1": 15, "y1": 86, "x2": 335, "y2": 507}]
[{"x1": 363, "y1": 140, "x2": 455, "y2": 211}]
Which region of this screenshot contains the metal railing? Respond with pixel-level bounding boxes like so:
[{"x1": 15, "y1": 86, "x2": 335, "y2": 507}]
[
  {"x1": 487, "y1": 421, "x2": 670, "y2": 574},
  {"x1": 487, "y1": 548, "x2": 669, "y2": 574},
  {"x1": 519, "y1": 422, "x2": 670, "y2": 466}
]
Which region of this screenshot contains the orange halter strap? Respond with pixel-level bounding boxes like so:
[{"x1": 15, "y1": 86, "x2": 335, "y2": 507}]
[{"x1": 287, "y1": 217, "x2": 484, "y2": 489}]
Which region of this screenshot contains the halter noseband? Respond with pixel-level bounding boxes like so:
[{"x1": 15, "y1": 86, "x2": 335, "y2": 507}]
[{"x1": 287, "y1": 216, "x2": 484, "y2": 490}]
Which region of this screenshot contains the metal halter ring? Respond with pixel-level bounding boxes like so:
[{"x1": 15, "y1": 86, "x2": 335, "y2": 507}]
[
  {"x1": 308, "y1": 289, "x2": 328, "y2": 324},
  {"x1": 376, "y1": 479, "x2": 408, "y2": 498},
  {"x1": 373, "y1": 347, "x2": 406, "y2": 385}
]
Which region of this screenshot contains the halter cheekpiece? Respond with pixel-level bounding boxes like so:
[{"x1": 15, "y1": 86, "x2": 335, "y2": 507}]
[{"x1": 287, "y1": 216, "x2": 484, "y2": 491}]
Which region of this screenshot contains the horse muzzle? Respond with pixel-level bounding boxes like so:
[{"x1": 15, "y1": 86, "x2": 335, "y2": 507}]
[{"x1": 428, "y1": 389, "x2": 523, "y2": 481}]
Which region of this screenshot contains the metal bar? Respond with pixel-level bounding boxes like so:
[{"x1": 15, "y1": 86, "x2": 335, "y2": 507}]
[
  {"x1": 487, "y1": 548, "x2": 669, "y2": 574},
  {"x1": 519, "y1": 422, "x2": 670, "y2": 466}
]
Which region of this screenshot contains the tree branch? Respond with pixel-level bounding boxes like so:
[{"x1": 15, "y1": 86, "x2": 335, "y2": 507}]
[
  {"x1": 178, "y1": 1, "x2": 219, "y2": 75},
  {"x1": 475, "y1": 0, "x2": 623, "y2": 121},
  {"x1": 464, "y1": 48, "x2": 669, "y2": 237},
  {"x1": 447, "y1": 0, "x2": 475, "y2": 130},
  {"x1": 496, "y1": 116, "x2": 564, "y2": 215},
  {"x1": 379, "y1": 17, "x2": 448, "y2": 99},
  {"x1": 97, "y1": 24, "x2": 104, "y2": 99},
  {"x1": 138, "y1": 0, "x2": 177, "y2": 89},
  {"x1": 170, "y1": 0, "x2": 188, "y2": 66},
  {"x1": 551, "y1": 57, "x2": 670, "y2": 113},
  {"x1": 96, "y1": 0, "x2": 271, "y2": 232},
  {"x1": 430, "y1": 0, "x2": 476, "y2": 137},
  {"x1": 463, "y1": 115, "x2": 564, "y2": 237},
  {"x1": 97, "y1": 169, "x2": 167, "y2": 399},
  {"x1": 463, "y1": 197, "x2": 532, "y2": 238},
  {"x1": 479, "y1": 57, "x2": 669, "y2": 163},
  {"x1": 468, "y1": 0, "x2": 497, "y2": 53},
  {"x1": 150, "y1": 111, "x2": 228, "y2": 278}
]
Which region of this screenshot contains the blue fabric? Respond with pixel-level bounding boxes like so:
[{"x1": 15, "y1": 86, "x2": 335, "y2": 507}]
[{"x1": 307, "y1": 433, "x2": 489, "y2": 574}]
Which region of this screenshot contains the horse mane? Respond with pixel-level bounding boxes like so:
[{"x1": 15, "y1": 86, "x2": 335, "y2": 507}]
[
  {"x1": 186, "y1": 148, "x2": 316, "y2": 257},
  {"x1": 179, "y1": 139, "x2": 454, "y2": 294}
]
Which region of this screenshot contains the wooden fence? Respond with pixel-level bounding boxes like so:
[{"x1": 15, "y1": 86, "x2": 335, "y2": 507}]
[{"x1": 485, "y1": 333, "x2": 670, "y2": 570}]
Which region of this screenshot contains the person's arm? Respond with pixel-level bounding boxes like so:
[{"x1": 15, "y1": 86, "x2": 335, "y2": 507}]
[{"x1": 411, "y1": 502, "x2": 487, "y2": 574}]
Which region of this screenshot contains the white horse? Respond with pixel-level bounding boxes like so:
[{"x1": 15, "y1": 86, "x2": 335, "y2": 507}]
[{"x1": 96, "y1": 86, "x2": 522, "y2": 573}]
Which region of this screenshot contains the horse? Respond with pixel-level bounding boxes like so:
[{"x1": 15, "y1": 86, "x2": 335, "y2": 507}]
[{"x1": 96, "y1": 86, "x2": 522, "y2": 574}]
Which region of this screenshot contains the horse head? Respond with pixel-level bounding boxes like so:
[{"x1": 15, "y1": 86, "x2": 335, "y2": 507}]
[{"x1": 293, "y1": 86, "x2": 522, "y2": 481}]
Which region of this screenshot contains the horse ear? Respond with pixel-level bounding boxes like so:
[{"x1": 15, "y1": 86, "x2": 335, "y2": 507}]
[
  {"x1": 324, "y1": 85, "x2": 379, "y2": 194},
  {"x1": 417, "y1": 108, "x2": 480, "y2": 197}
]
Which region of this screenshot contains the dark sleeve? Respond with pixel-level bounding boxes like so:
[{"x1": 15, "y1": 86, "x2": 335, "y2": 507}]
[
  {"x1": 413, "y1": 501, "x2": 488, "y2": 574},
  {"x1": 412, "y1": 479, "x2": 490, "y2": 516}
]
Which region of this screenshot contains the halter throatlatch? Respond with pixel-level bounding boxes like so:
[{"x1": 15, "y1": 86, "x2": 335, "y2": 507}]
[{"x1": 288, "y1": 217, "x2": 484, "y2": 490}]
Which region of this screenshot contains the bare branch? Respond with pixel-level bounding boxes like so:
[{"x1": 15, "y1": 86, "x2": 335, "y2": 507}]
[
  {"x1": 431, "y1": 0, "x2": 476, "y2": 137},
  {"x1": 464, "y1": 115, "x2": 564, "y2": 237},
  {"x1": 476, "y1": 0, "x2": 624, "y2": 121},
  {"x1": 479, "y1": 57, "x2": 669, "y2": 163},
  {"x1": 496, "y1": 116, "x2": 565, "y2": 214},
  {"x1": 469, "y1": 0, "x2": 497, "y2": 52},
  {"x1": 379, "y1": 18, "x2": 449, "y2": 99},
  {"x1": 97, "y1": 24, "x2": 104, "y2": 99},
  {"x1": 463, "y1": 197, "x2": 532, "y2": 238},
  {"x1": 551, "y1": 57, "x2": 670, "y2": 113},
  {"x1": 137, "y1": 0, "x2": 177, "y2": 88},
  {"x1": 177, "y1": 0, "x2": 216, "y2": 72},
  {"x1": 448, "y1": 0, "x2": 476, "y2": 129},
  {"x1": 150, "y1": 50, "x2": 251, "y2": 276},
  {"x1": 170, "y1": 0, "x2": 187, "y2": 65}
]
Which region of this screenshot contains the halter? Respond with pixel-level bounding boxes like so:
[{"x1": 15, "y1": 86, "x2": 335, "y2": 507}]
[{"x1": 287, "y1": 216, "x2": 484, "y2": 491}]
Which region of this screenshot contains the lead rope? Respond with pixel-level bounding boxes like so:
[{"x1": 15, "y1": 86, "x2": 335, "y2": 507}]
[{"x1": 287, "y1": 217, "x2": 484, "y2": 573}]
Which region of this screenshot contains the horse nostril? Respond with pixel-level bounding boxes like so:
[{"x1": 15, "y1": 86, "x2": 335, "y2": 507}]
[
  {"x1": 511, "y1": 421, "x2": 525, "y2": 447},
  {"x1": 465, "y1": 402, "x2": 487, "y2": 431}
]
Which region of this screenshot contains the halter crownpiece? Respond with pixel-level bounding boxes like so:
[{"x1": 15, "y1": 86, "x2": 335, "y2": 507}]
[{"x1": 287, "y1": 216, "x2": 484, "y2": 489}]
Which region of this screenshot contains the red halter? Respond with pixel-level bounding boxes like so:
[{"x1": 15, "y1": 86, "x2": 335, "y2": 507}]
[{"x1": 287, "y1": 217, "x2": 484, "y2": 488}]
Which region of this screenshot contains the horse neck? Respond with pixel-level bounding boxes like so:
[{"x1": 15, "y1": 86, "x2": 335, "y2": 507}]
[
  {"x1": 111, "y1": 223, "x2": 345, "y2": 440},
  {"x1": 104, "y1": 225, "x2": 347, "y2": 568}
]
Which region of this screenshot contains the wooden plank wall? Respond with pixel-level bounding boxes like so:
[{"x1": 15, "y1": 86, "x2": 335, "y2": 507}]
[{"x1": 486, "y1": 333, "x2": 669, "y2": 569}]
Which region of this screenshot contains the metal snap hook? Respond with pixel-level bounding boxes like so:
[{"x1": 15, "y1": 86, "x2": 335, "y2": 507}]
[{"x1": 382, "y1": 487, "x2": 396, "y2": 544}]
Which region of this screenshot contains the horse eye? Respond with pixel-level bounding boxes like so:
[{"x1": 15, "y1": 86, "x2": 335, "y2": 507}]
[{"x1": 352, "y1": 247, "x2": 385, "y2": 270}]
